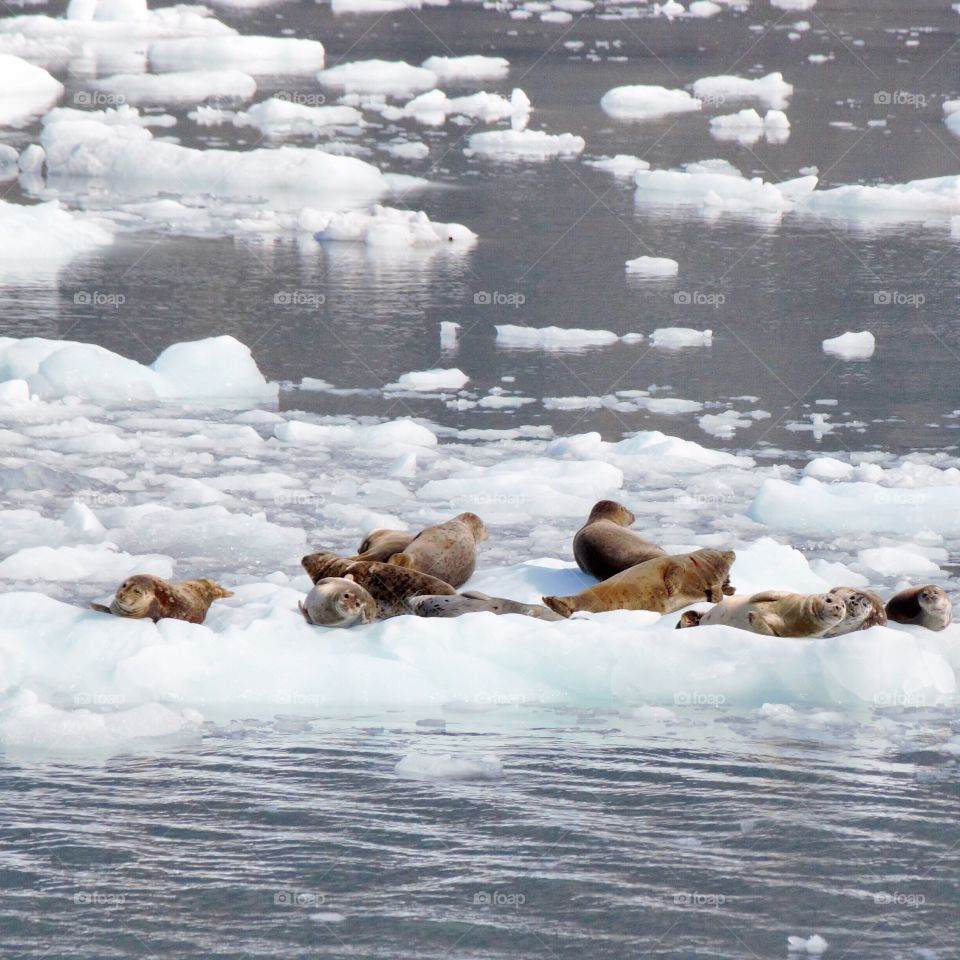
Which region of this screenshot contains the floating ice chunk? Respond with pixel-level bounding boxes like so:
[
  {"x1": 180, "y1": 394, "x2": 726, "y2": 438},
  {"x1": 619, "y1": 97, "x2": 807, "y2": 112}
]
[
  {"x1": 749, "y1": 477, "x2": 960, "y2": 536},
  {"x1": 384, "y1": 140, "x2": 428, "y2": 159},
  {"x1": 0, "y1": 53, "x2": 63, "y2": 125},
  {"x1": 804, "y1": 174, "x2": 960, "y2": 221},
  {"x1": 651, "y1": 327, "x2": 712, "y2": 348},
  {"x1": 386, "y1": 368, "x2": 469, "y2": 391},
  {"x1": 541, "y1": 10, "x2": 573, "y2": 22},
  {"x1": 692, "y1": 71, "x2": 793, "y2": 109},
  {"x1": 554, "y1": 0, "x2": 593, "y2": 10},
  {"x1": 394, "y1": 752, "x2": 504, "y2": 780},
  {"x1": 586, "y1": 154, "x2": 651, "y2": 177},
  {"x1": 41, "y1": 115, "x2": 390, "y2": 209},
  {"x1": 654, "y1": 0, "x2": 685, "y2": 18},
  {"x1": 148, "y1": 36, "x2": 325, "y2": 74},
  {"x1": 698, "y1": 410, "x2": 750, "y2": 437},
  {"x1": 466, "y1": 128, "x2": 585, "y2": 159},
  {"x1": 62, "y1": 501, "x2": 106, "y2": 537},
  {"x1": 274, "y1": 418, "x2": 437, "y2": 456},
  {"x1": 688, "y1": 0, "x2": 721, "y2": 15},
  {"x1": 803, "y1": 457, "x2": 853, "y2": 481},
  {"x1": 600, "y1": 85, "x2": 702, "y2": 121},
  {"x1": 0, "y1": 543, "x2": 174, "y2": 582},
  {"x1": 0, "y1": 335, "x2": 276, "y2": 403},
  {"x1": 420, "y1": 54, "x2": 509, "y2": 81},
  {"x1": 311, "y1": 206, "x2": 477, "y2": 248},
  {"x1": 495, "y1": 325, "x2": 620, "y2": 349},
  {"x1": 772, "y1": 0, "x2": 815, "y2": 8},
  {"x1": 193, "y1": 98, "x2": 363, "y2": 137},
  {"x1": 634, "y1": 160, "x2": 816, "y2": 213},
  {"x1": 396, "y1": 88, "x2": 530, "y2": 127},
  {"x1": 822, "y1": 331, "x2": 875, "y2": 359},
  {"x1": 630, "y1": 705, "x2": 676, "y2": 721},
  {"x1": 318, "y1": 59, "x2": 437, "y2": 96},
  {"x1": 709, "y1": 108, "x2": 790, "y2": 144},
  {"x1": 787, "y1": 935, "x2": 828, "y2": 954},
  {"x1": 625, "y1": 255, "x2": 679, "y2": 276},
  {"x1": 945, "y1": 99, "x2": 960, "y2": 136},
  {"x1": 0, "y1": 200, "x2": 113, "y2": 277},
  {"x1": 332, "y1": 0, "x2": 421, "y2": 11},
  {"x1": 646, "y1": 398, "x2": 702, "y2": 414},
  {"x1": 439, "y1": 322, "x2": 460, "y2": 348},
  {"x1": 858, "y1": 548, "x2": 941, "y2": 578},
  {"x1": 91, "y1": 69, "x2": 256, "y2": 106}
]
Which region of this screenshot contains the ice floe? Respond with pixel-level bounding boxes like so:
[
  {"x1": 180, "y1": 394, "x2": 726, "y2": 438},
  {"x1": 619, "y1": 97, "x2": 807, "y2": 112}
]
[
  {"x1": 692, "y1": 71, "x2": 793, "y2": 109},
  {"x1": 420, "y1": 54, "x2": 509, "y2": 81},
  {"x1": 0, "y1": 53, "x2": 63, "y2": 125},
  {"x1": 600, "y1": 85, "x2": 702, "y2": 121},
  {"x1": 148, "y1": 36, "x2": 326, "y2": 73},
  {"x1": 309, "y1": 206, "x2": 477, "y2": 248},
  {"x1": 709, "y1": 108, "x2": 790, "y2": 144},
  {"x1": 90, "y1": 69, "x2": 257, "y2": 106},
  {"x1": 822, "y1": 331, "x2": 875, "y2": 359},
  {"x1": 466, "y1": 128, "x2": 585, "y2": 159},
  {"x1": 625, "y1": 255, "x2": 679, "y2": 276},
  {"x1": 318, "y1": 59, "x2": 438, "y2": 96}
]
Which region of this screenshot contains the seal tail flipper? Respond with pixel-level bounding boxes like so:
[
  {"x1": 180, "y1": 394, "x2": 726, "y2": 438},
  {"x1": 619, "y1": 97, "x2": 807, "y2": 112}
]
[
  {"x1": 90, "y1": 602, "x2": 112, "y2": 614},
  {"x1": 542, "y1": 595, "x2": 574, "y2": 618},
  {"x1": 677, "y1": 610, "x2": 702, "y2": 629},
  {"x1": 662, "y1": 561, "x2": 684, "y2": 597},
  {"x1": 747, "y1": 611, "x2": 780, "y2": 636}
]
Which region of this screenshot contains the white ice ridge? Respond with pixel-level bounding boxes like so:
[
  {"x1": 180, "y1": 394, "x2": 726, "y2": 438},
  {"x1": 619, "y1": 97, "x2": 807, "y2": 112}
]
[
  {"x1": 692, "y1": 72, "x2": 794, "y2": 109},
  {"x1": 191, "y1": 99, "x2": 363, "y2": 137},
  {"x1": 600, "y1": 85, "x2": 702, "y2": 121},
  {"x1": 318, "y1": 59, "x2": 438, "y2": 96},
  {"x1": 39, "y1": 110, "x2": 391, "y2": 208},
  {"x1": 0, "y1": 335, "x2": 276, "y2": 403},
  {"x1": 0, "y1": 53, "x2": 63, "y2": 125},
  {"x1": 709, "y1": 108, "x2": 790, "y2": 144},
  {"x1": 625, "y1": 255, "x2": 679, "y2": 276},
  {"x1": 651, "y1": 327, "x2": 712, "y2": 348},
  {"x1": 822, "y1": 331, "x2": 875, "y2": 359},
  {"x1": 305, "y1": 206, "x2": 478, "y2": 248},
  {"x1": 385, "y1": 368, "x2": 469, "y2": 391},
  {"x1": 91, "y1": 69, "x2": 257, "y2": 106},
  {"x1": 495, "y1": 325, "x2": 628, "y2": 349},
  {"x1": 466, "y1": 128, "x2": 585, "y2": 159},
  {"x1": 148, "y1": 36, "x2": 326, "y2": 74},
  {"x1": 385, "y1": 88, "x2": 531, "y2": 127},
  {"x1": 0, "y1": 199, "x2": 112, "y2": 272},
  {"x1": 420, "y1": 55, "x2": 509, "y2": 81}
]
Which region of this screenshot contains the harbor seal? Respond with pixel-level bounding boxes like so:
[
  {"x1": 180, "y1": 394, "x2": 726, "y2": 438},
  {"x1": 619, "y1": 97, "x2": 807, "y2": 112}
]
[
  {"x1": 352, "y1": 529, "x2": 416, "y2": 563},
  {"x1": 407, "y1": 591, "x2": 564, "y2": 621},
  {"x1": 677, "y1": 589, "x2": 846, "y2": 637},
  {"x1": 386, "y1": 512, "x2": 488, "y2": 588},
  {"x1": 824, "y1": 586, "x2": 887, "y2": 636},
  {"x1": 572, "y1": 499, "x2": 666, "y2": 581},
  {"x1": 885, "y1": 584, "x2": 953, "y2": 631},
  {"x1": 300, "y1": 576, "x2": 377, "y2": 628},
  {"x1": 301, "y1": 551, "x2": 456, "y2": 619},
  {"x1": 90, "y1": 575, "x2": 233, "y2": 624},
  {"x1": 542, "y1": 548, "x2": 736, "y2": 618}
]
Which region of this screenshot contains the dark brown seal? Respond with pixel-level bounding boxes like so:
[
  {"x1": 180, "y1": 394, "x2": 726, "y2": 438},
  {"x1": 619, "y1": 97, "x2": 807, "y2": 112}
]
[
  {"x1": 90, "y1": 575, "x2": 233, "y2": 624},
  {"x1": 386, "y1": 512, "x2": 488, "y2": 588},
  {"x1": 543, "y1": 548, "x2": 736, "y2": 618},
  {"x1": 573, "y1": 499, "x2": 666, "y2": 581},
  {"x1": 885, "y1": 584, "x2": 953, "y2": 631},
  {"x1": 301, "y1": 551, "x2": 456, "y2": 619}
]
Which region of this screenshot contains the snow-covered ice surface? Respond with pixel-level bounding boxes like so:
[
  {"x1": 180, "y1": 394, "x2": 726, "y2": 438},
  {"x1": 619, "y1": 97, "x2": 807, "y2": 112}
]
[{"x1": 3, "y1": 0, "x2": 960, "y2": 956}]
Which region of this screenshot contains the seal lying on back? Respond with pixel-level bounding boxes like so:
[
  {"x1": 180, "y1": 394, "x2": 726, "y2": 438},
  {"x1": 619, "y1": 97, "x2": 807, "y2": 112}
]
[
  {"x1": 573, "y1": 500, "x2": 666, "y2": 581},
  {"x1": 301, "y1": 552, "x2": 456, "y2": 619},
  {"x1": 677, "y1": 590, "x2": 846, "y2": 637},
  {"x1": 543, "y1": 549, "x2": 736, "y2": 618},
  {"x1": 386, "y1": 512, "x2": 488, "y2": 588},
  {"x1": 300, "y1": 576, "x2": 377, "y2": 628},
  {"x1": 824, "y1": 586, "x2": 887, "y2": 636},
  {"x1": 885, "y1": 584, "x2": 953, "y2": 631},
  {"x1": 90, "y1": 575, "x2": 233, "y2": 624},
  {"x1": 407, "y1": 591, "x2": 564, "y2": 621},
  {"x1": 352, "y1": 529, "x2": 416, "y2": 563}
]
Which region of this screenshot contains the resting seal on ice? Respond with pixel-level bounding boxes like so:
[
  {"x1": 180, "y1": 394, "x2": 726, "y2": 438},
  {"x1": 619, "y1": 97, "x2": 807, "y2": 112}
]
[
  {"x1": 677, "y1": 589, "x2": 845, "y2": 638},
  {"x1": 384, "y1": 512, "x2": 488, "y2": 588},
  {"x1": 301, "y1": 551, "x2": 456, "y2": 619},
  {"x1": 407, "y1": 591, "x2": 564, "y2": 621},
  {"x1": 90, "y1": 575, "x2": 233, "y2": 624},
  {"x1": 300, "y1": 576, "x2": 377, "y2": 627},
  {"x1": 572, "y1": 499, "x2": 666, "y2": 581},
  {"x1": 823, "y1": 586, "x2": 887, "y2": 636},
  {"x1": 543, "y1": 548, "x2": 736, "y2": 618},
  {"x1": 352, "y1": 528, "x2": 416, "y2": 563},
  {"x1": 885, "y1": 585, "x2": 953, "y2": 632}
]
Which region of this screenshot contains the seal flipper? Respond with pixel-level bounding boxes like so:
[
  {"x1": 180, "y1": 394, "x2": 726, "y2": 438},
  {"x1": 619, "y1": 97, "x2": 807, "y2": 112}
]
[
  {"x1": 662, "y1": 561, "x2": 684, "y2": 597},
  {"x1": 676, "y1": 610, "x2": 702, "y2": 629},
  {"x1": 747, "y1": 611, "x2": 781, "y2": 636},
  {"x1": 90, "y1": 602, "x2": 112, "y2": 615},
  {"x1": 387, "y1": 552, "x2": 416, "y2": 569},
  {"x1": 542, "y1": 595, "x2": 574, "y2": 618}
]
